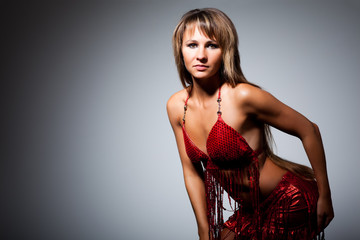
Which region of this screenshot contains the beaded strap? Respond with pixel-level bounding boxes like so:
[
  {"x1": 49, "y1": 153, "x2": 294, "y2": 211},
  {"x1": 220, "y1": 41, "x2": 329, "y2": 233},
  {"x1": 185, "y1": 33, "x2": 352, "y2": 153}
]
[
  {"x1": 217, "y1": 86, "x2": 222, "y2": 116},
  {"x1": 183, "y1": 86, "x2": 222, "y2": 124},
  {"x1": 183, "y1": 94, "x2": 189, "y2": 124}
]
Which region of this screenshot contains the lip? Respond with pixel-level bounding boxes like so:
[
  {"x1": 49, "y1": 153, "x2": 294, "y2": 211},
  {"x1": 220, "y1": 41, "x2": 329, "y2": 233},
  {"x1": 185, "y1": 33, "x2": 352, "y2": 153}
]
[{"x1": 194, "y1": 65, "x2": 209, "y2": 71}]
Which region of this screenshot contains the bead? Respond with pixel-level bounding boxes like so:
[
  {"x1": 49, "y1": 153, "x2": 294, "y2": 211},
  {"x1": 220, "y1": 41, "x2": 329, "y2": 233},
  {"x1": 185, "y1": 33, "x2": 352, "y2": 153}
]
[{"x1": 217, "y1": 98, "x2": 221, "y2": 102}]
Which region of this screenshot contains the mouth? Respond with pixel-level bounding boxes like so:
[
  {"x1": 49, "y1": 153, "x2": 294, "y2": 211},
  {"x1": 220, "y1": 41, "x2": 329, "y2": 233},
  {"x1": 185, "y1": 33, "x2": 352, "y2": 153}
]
[{"x1": 194, "y1": 65, "x2": 209, "y2": 71}]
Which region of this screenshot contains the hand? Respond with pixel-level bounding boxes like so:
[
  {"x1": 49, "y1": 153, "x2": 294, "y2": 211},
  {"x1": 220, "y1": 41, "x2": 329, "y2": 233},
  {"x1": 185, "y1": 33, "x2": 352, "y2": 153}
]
[{"x1": 316, "y1": 195, "x2": 334, "y2": 233}]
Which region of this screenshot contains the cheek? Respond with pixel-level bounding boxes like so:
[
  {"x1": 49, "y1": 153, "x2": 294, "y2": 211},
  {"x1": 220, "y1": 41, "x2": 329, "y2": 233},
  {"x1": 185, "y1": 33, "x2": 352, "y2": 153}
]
[
  {"x1": 182, "y1": 50, "x2": 192, "y2": 68},
  {"x1": 214, "y1": 53, "x2": 223, "y2": 68},
  {"x1": 182, "y1": 48, "x2": 190, "y2": 58}
]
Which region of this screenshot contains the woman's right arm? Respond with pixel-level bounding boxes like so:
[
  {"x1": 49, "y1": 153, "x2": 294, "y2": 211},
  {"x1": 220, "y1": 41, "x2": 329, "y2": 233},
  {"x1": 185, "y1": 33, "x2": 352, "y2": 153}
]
[{"x1": 167, "y1": 94, "x2": 209, "y2": 240}]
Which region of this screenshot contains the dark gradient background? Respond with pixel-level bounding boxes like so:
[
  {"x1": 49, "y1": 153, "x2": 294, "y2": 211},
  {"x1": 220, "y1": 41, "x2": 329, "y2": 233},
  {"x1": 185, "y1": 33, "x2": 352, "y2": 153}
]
[{"x1": 2, "y1": 0, "x2": 360, "y2": 239}]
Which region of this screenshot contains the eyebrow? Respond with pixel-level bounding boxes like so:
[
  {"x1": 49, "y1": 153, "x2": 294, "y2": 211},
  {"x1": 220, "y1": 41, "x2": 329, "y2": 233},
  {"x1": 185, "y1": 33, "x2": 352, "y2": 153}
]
[{"x1": 184, "y1": 39, "x2": 218, "y2": 44}]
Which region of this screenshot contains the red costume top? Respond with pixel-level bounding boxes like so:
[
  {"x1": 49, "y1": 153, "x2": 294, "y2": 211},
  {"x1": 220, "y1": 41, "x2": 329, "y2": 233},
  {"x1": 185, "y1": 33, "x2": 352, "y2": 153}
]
[{"x1": 181, "y1": 86, "x2": 321, "y2": 240}]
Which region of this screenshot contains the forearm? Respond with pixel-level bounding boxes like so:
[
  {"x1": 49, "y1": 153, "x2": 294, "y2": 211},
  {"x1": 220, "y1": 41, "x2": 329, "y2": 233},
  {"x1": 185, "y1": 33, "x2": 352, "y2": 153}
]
[
  {"x1": 184, "y1": 174, "x2": 209, "y2": 239},
  {"x1": 301, "y1": 123, "x2": 331, "y2": 197}
]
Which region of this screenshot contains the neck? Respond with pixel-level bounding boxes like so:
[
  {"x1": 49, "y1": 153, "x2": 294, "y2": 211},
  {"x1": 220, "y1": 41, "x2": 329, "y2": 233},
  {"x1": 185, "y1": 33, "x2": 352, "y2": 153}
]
[{"x1": 190, "y1": 74, "x2": 223, "y2": 103}]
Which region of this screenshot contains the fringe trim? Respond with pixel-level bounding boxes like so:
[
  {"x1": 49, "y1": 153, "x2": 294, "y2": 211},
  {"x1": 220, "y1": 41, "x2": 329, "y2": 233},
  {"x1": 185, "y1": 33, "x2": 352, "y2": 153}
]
[
  {"x1": 205, "y1": 154, "x2": 259, "y2": 240},
  {"x1": 206, "y1": 163, "x2": 323, "y2": 240}
]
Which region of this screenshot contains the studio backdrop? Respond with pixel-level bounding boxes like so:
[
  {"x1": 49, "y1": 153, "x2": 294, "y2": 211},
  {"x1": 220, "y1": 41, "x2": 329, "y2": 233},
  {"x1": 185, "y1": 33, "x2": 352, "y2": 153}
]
[{"x1": 2, "y1": 0, "x2": 360, "y2": 239}]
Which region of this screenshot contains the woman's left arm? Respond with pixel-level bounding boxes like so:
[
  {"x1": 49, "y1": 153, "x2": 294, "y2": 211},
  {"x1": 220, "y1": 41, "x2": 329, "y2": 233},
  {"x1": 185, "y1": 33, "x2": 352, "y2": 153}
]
[{"x1": 238, "y1": 84, "x2": 334, "y2": 231}]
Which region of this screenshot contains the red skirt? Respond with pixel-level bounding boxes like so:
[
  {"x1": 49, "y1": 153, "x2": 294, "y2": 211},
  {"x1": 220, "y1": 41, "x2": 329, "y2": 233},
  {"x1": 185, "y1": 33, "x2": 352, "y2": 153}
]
[{"x1": 223, "y1": 171, "x2": 320, "y2": 240}]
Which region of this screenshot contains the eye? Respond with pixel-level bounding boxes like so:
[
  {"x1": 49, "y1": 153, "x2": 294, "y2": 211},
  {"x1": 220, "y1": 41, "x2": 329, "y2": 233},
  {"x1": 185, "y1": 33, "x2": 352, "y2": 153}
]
[
  {"x1": 187, "y1": 43, "x2": 197, "y2": 49},
  {"x1": 207, "y1": 43, "x2": 219, "y2": 49}
]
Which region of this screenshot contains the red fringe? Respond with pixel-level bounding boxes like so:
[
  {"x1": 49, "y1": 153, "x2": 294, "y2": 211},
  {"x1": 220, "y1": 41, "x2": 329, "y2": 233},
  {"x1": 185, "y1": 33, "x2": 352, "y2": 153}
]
[
  {"x1": 205, "y1": 161, "x2": 323, "y2": 240},
  {"x1": 205, "y1": 153, "x2": 260, "y2": 240}
]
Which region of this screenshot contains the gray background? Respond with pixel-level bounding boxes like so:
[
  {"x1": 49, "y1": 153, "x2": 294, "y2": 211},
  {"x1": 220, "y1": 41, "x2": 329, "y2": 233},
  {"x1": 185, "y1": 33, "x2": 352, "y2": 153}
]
[{"x1": 2, "y1": 0, "x2": 360, "y2": 239}]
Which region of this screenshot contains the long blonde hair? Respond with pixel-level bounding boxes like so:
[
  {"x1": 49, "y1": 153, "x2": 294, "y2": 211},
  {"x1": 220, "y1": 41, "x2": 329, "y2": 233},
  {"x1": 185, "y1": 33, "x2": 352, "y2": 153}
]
[
  {"x1": 172, "y1": 8, "x2": 247, "y2": 90},
  {"x1": 172, "y1": 8, "x2": 314, "y2": 180}
]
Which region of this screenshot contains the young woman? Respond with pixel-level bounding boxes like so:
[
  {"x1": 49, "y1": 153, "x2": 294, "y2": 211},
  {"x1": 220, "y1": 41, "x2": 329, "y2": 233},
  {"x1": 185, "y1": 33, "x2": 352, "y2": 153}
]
[{"x1": 167, "y1": 8, "x2": 334, "y2": 240}]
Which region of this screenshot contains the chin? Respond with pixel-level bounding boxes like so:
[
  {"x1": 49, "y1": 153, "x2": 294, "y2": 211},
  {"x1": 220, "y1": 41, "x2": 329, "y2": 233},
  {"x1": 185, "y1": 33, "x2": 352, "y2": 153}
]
[
  {"x1": 198, "y1": 75, "x2": 219, "y2": 81},
  {"x1": 192, "y1": 72, "x2": 213, "y2": 79}
]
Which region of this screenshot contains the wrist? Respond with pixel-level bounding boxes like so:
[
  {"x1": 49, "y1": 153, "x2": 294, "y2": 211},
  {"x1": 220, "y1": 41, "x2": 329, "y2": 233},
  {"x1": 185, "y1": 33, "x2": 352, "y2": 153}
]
[
  {"x1": 315, "y1": 175, "x2": 331, "y2": 198},
  {"x1": 317, "y1": 183, "x2": 331, "y2": 198},
  {"x1": 198, "y1": 228, "x2": 209, "y2": 239}
]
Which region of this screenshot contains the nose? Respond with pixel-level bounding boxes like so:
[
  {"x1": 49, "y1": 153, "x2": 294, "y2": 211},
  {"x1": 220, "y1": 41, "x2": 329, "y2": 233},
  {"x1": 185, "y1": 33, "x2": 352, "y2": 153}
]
[{"x1": 196, "y1": 46, "x2": 207, "y2": 62}]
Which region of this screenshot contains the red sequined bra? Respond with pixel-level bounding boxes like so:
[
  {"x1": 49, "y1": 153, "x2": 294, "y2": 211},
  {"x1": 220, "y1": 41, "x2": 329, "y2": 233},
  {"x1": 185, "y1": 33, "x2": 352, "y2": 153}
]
[{"x1": 182, "y1": 86, "x2": 262, "y2": 239}]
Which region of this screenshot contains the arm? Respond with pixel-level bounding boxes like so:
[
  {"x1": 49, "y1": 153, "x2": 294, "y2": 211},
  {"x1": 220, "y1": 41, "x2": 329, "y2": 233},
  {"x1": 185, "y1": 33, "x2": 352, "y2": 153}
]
[
  {"x1": 167, "y1": 94, "x2": 209, "y2": 240},
  {"x1": 238, "y1": 84, "x2": 334, "y2": 231}
]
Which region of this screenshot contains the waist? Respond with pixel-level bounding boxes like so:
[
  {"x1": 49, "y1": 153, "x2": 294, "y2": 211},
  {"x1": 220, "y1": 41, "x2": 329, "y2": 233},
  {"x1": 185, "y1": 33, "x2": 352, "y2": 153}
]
[{"x1": 207, "y1": 158, "x2": 290, "y2": 205}]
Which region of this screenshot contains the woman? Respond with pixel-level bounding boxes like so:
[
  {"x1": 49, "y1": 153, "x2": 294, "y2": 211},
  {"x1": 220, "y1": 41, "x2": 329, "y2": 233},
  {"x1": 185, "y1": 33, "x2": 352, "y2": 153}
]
[{"x1": 167, "y1": 8, "x2": 333, "y2": 240}]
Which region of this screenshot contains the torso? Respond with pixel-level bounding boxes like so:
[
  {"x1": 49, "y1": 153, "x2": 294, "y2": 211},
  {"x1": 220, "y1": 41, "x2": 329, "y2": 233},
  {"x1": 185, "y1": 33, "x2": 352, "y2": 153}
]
[{"x1": 181, "y1": 83, "x2": 287, "y2": 204}]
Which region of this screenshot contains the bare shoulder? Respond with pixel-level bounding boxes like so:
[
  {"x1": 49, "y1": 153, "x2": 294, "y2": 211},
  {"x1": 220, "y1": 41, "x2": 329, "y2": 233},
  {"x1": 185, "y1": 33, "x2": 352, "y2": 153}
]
[
  {"x1": 232, "y1": 83, "x2": 267, "y2": 105},
  {"x1": 166, "y1": 88, "x2": 188, "y2": 127},
  {"x1": 166, "y1": 88, "x2": 187, "y2": 113},
  {"x1": 228, "y1": 82, "x2": 280, "y2": 117}
]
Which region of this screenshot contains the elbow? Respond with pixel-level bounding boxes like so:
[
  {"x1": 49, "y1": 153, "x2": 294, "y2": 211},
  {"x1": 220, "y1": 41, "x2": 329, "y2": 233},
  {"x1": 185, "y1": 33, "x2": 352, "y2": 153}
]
[
  {"x1": 184, "y1": 171, "x2": 203, "y2": 184},
  {"x1": 311, "y1": 122, "x2": 320, "y2": 135},
  {"x1": 299, "y1": 121, "x2": 321, "y2": 141},
  {"x1": 310, "y1": 122, "x2": 322, "y2": 140}
]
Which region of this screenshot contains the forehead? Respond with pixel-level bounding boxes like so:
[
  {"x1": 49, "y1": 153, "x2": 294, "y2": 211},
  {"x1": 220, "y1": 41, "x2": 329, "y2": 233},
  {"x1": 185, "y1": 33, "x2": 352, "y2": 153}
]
[{"x1": 183, "y1": 23, "x2": 215, "y2": 41}]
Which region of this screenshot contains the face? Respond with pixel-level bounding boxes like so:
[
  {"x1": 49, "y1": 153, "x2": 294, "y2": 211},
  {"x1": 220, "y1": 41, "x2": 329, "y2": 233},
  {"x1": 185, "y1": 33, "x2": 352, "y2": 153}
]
[{"x1": 182, "y1": 26, "x2": 222, "y2": 81}]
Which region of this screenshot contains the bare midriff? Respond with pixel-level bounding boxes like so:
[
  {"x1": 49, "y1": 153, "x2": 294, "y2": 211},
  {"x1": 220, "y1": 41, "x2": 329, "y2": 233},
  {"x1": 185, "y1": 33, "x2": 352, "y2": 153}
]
[{"x1": 215, "y1": 158, "x2": 287, "y2": 207}]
